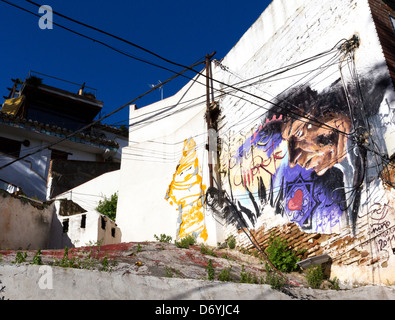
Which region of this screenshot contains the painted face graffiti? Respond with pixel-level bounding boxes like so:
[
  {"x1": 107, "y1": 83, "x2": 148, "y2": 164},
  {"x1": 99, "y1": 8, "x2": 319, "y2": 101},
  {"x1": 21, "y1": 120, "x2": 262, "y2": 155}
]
[
  {"x1": 216, "y1": 84, "x2": 353, "y2": 233},
  {"x1": 282, "y1": 112, "x2": 352, "y2": 176}
]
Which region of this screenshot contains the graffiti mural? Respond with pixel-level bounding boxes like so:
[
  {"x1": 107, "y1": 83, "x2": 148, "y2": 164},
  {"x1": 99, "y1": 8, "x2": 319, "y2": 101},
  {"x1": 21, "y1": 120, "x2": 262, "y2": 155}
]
[
  {"x1": 165, "y1": 137, "x2": 208, "y2": 241},
  {"x1": 211, "y1": 73, "x2": 392, "y2": 234}
]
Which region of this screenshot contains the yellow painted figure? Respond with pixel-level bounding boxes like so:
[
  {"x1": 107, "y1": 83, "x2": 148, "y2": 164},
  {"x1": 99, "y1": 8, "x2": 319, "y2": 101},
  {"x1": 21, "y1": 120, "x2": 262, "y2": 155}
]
[{"x1": 165, "y1": 138, "x2": 207, "y2": 241}]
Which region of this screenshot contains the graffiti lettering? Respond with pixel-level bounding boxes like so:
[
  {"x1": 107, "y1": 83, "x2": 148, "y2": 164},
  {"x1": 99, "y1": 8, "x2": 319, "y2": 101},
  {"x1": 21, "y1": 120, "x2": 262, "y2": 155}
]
[
  {"x1": 360, "y1": 221, "x2": 395, "y2": 260},
  {"x1": 368, "y1": 203, "x2": 389, "y2": 221},
  {"x1": 369, "y1": 220, "x2": 391, "y2": 236},
  {"x1": 233, "y1": 150, "x2": 285, "y2": 187}
]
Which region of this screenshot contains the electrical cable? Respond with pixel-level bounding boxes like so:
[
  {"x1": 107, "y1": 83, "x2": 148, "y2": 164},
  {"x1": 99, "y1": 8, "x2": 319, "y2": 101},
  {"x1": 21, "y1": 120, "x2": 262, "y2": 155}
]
[
  {"x1": 25, "y1": 0, "x2": 199, "y2": 72},
  {"x1": 116, "y1": 48, "x2": 347, "y2": 142},
  {"x1": 0, "y1": 0, "x2": 197, "y2": 78},
  {"x1": 3, "y1": 0, "x2": 360, "y2": 140},
  {"x1": 4, "y1": 0, "x2": 358, "y2": 141},
  {"x1": 1, "y1": 2, "x2": 380, "y2": 199},
  {"x1": 0, "y1": 58, "x2": 206, "y2": 171}
]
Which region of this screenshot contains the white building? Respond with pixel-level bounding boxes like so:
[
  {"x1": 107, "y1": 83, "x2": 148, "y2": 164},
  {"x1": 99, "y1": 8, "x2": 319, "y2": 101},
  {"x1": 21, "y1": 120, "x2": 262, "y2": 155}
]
[
  {"x1": 116, "y1": 0, "x2": 395, "y2": 286},
  {"x1": 0, "y1": 72, "x2": 128, "y2": 201}
]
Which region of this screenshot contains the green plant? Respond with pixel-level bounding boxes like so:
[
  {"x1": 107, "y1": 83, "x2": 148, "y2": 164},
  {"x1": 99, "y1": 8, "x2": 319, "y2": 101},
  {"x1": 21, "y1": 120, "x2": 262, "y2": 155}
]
[
  {"x1": 305, "y1": 265, "x2": 324, "y2": 289},
  {"x1": 175, "y1": 234, "x2": 196, "y2": 249},
  {"x1": 101, "y1": 256, "x2": 109, "y2": 271},
  {"x1": 100, "y1": 255, "x2": 117, "y2": 272},
  {"x1": 206, "y1": 259, "x2": 215, "y2": 280},
  {"x1": 165, "y1": 266, "x2": 181, "y2": 278},
  {"x1": 218, "y1": 266, "x2": 232, "y2": 282},
  {"x1": 154, "y1": 234, "x2": 173, "y2": 243},
  {"x1": 264, "y1": 234, "x2": 300, "y2": 272},
  {"x1": 239, "y1": 265, "x2": 258, "y2": 284},
  {"x1": 13, "y1": 251, "x2": 27, "y2": 264},
  {"x1": 85, "y1": 239, "x2": 104, "y2": 248},
  {"x1": 165, "y1": 266, "x2": 174, "y2": 278},
  {"x1": 96, "y1": 192, "x2": 118, "y2": 221},
  {"x1": 328, "y1": 277, "x2": 340, "y2": 290},
  {"x1": 54, "y1": 246, "x2": 79, "y2": 268},
  {"x1": 227, "y1": 235, "x2": 236, "y2": 249},
  {"x1": 32, "y1": 249, "x2": 42, "y2": 265},
  {"x1": 200, "y1": 244, "x2": 217, "y2": 257},
  {"x1": 264, "y1": 263, "x2": 287, "y2": 289}
]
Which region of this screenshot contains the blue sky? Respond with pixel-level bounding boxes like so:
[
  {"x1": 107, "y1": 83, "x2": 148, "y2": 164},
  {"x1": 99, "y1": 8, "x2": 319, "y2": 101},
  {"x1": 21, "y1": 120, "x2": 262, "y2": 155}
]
[{"x1": 0, "y1": 0, "x2": 272, "y2": 127}]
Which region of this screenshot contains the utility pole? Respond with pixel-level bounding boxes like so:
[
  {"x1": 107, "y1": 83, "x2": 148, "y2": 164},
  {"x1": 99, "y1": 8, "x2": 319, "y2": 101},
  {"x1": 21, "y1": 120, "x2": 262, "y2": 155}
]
[{"x1": 205, "y1": 52, "x2": 216, "y2": 188}]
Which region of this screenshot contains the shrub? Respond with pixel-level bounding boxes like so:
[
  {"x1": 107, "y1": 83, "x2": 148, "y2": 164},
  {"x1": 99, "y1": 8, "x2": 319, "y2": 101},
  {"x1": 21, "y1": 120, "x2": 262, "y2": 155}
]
[
  {"x1": 218, "y1": 266, "x2": 232, "y2": 282},
  {"x1": 206, "y1": 259, "x2": 215, "y2": 280},
  {"x1": 200, "y1": 244, "x2": 217, "y2": 257},
  {"x1": 239, "y1": 265, "x2": 259, "y2": 284},
  {"x1": 175, "y1": 234, "x2": 196, "y2": 249},
  {"x1": 154, "y1": 234, "x2": 173, "y2": 243},
  {"x1": 264, "y1": 234, "x2": 301, "y2": 273},
  {"x1": 32, "y1": 249, "x2": 42, "y2": 265},
  {"x1": 96, "y1": 192, "x2": 118, "y2": 221},
  {"x1": 227, "y1": 235, "x2": 236, "y2": 249},
  {"x1": 264, "y1": 263, "x2": 288, "y2": 290},
  {"x1": 305, "y1": 265, "x2": 324, "y2": 289},
  {"x1": 13, "y1": 251, "x2": 27, "y2": 264}
]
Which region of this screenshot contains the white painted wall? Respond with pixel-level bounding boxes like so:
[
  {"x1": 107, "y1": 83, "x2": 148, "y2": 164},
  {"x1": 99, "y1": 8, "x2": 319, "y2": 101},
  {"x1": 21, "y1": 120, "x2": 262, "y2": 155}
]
[
  {"x1": 52, "y1": 210, "x2": 121, "y2": 248},
  {"x1": 117, "y1": 0, "x2": 395, "y2": 286},
  {"x1": 209, "y1": 0, "x2": 395, "y2": 286},
  {"x1": 54, "y1": 169, "x2": 120, "y2": 212},
  {"x1": 116, "y1": 73, "x2": 223, "y2": 245}
]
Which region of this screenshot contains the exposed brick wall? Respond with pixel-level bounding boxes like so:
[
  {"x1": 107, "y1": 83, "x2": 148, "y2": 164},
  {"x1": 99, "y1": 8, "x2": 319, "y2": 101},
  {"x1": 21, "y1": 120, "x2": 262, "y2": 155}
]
[
  {"x1": 240, "y1": 218, "x2": 393, "y2": 270},
  {"x1": 368, "y1": 0, "x2": 395, "y2": 89}
]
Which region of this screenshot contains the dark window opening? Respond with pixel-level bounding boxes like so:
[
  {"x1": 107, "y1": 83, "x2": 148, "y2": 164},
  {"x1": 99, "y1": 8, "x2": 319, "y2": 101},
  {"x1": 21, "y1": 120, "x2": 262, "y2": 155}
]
[
  {"x1": 50, "y1": 148, "x2": 70, "y2": 160},
  {"x1": 111, "y1": 228, "x2": 116, "y2": 238},
  {"x1": 62, "y1": 219, "x2": 69, "y2": 233},
  {"x1": 0, "y1": 136, "x2": 22, "y2": 157},
  {"x1": 80, "y1": 214, "x2": 86, "y2": 228},
  {"x1": 101, "y1": 216, "x2": 106, "y2": 230}
]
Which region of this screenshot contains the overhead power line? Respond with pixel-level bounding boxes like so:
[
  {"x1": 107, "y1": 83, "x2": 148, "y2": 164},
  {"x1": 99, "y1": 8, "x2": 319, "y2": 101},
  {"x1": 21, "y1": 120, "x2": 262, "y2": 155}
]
[
  {"x1": 0, "y1": 0, "x2": 190, "y2": 76},
  {"x1": 0, "y1": 0, "x2": 369, "y2": 174},
  {"x1": 25, "y1": 0, "x2": 197, "y2": 72},
  {"x1": 3, "y1": 0, "x2": 355, "y2": 138},
  {"x1": 0, "y1": 58, "x2": 205, "y2": 171}
]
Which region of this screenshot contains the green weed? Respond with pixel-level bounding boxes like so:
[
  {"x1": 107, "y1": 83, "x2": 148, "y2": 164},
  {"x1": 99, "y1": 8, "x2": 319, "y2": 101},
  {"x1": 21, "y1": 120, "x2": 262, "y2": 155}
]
[
  {"x1": 175, "y1": 234, "x2": 196, "y2": 249},
  {"x1": 206, "y1": 259, "x2": 215, "y2": 280},
  {"x1": 305, "y1": 265, "x2": 324, "y2": 289}
]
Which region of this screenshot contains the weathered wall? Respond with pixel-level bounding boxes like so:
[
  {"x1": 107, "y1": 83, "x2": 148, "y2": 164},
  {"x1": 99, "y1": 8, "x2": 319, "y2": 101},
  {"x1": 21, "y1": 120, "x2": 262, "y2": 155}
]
[
  {"x1": 49, "y1": 208, "x2": 121, "y2": 249},
  {"x1": 116, "y1": 77, "x2": 223, "y2": 245},
  {"x1": 114, "y1": 0, "x2": 395, "y2": 286},
  {"x1": 48, "y1": 159, "x2": 120, "y2": 200},
  {"x1": 54, "y1": 169, "x2": 120, "y2": 212},
  {"x1": 0, "y1": 192, "x2": 55, "y2": 250},
  {"x1": 0, "y1": 190, "x2": 120, "y2": 250},
  {"x1": 205, "y1": 0, "x2": 395, "y2": 286}
]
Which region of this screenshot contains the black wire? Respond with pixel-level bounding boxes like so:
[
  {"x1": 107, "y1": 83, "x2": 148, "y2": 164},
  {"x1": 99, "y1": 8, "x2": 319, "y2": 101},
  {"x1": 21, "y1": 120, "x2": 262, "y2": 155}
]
[
  {"x1": 0, "y1": 0, "x2": 194, "y2": 77},
  {"x1": 4, "y1": 0, "x2": 356, "y2": 139},
  {"x1": 0, "y1": 0, "x2": 368, "y2": 187},
  {"x1": 25, "y1": 0, "x2": 200, "y2": 72},
  {"x1": 0, "y1": 58, "x2": 206, "y2": 171},
  {"x1": 116, "y1": 48, "x2": 345, "y2": 138}
]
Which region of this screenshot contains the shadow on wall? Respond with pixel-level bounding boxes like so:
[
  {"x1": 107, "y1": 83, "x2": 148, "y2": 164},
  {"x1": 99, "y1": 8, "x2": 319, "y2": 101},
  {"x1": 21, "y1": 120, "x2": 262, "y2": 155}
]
[{"x1": 48, "y1": 210, "x2": 73, "y2": 249}]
